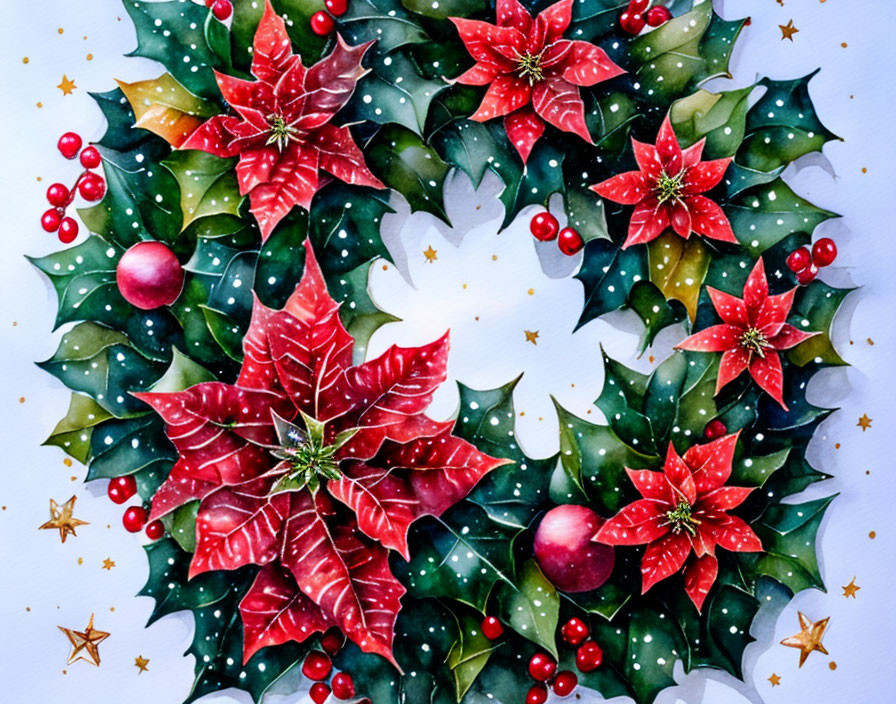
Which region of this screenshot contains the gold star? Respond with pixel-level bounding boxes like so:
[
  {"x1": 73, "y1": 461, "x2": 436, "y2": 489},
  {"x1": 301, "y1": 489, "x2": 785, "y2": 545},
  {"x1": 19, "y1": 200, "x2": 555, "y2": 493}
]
[
  {"x1": 423, "y1": 245, "x2": 438, "y2": 262},
  {"x1": 57, "y1": 74, "x2": 77, "y2": 95},
  {"x1": 842, "y1": 577, "x2": 860, "y2": 598},
  {"x1": 857, "y1": 414, "x2": 872, "y2": 431},
  {"x1": 102, "y1": 558, "x2": 115, "y2": 571},
  {"x1": 524, "y1": 330, "x2": 539, "y2": 345},
  {"x1": 768, "y1": 673, "x2": 781, "y2": 686},
  {"x1": 779, "y1": 19, "x2": 799, "y2": 41},
  {"x1": 134, "y1": 655, "x2": 150, "y2": 674},
  {"x1": 781, "y1": 612, "x2": 829, "y2": 667},
  {"x1": 58, "y1": 614, "x2": 109, "y2": 666},
  {"x1": 39, "y1": 496, "x2": 88, "y2": 543}
]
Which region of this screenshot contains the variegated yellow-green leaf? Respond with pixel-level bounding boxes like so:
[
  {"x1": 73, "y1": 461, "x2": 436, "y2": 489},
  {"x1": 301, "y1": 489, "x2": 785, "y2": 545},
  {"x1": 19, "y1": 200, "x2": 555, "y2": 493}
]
[
  {"x1": 162, "y1": 150, "x2": 242, "y2": 233},
  {"x1": 647, "y1": 233, "x2": 711, "y2": 321}
]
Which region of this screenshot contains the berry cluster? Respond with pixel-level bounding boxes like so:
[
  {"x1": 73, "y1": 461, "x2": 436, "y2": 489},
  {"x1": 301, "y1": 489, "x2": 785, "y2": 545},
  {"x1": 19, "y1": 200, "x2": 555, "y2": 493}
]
[
  {"x1": 204, "y1": 0, "x2": 233, "y2": 22},
  {"x1": 786, "y1": 237, "x2": 838, "y2": 285},
  {"x1": 619, "y1": 0, "x2": 672, "y2": 35},
  {"x1": 303, "y1": 643, "x2": 364, "y2": 703},
  {"x1": 107, "y1": 476, "x2": 165, "y2": 539},
  {"x1": 310, "y1": 0, "x2": 349, "y2": 36},
  {"x1": 41, "y1": 132, "x2": 107, "y2": 243},
  {"x1": 529, "y1": 211, "x2": 584, "y2": 256}
]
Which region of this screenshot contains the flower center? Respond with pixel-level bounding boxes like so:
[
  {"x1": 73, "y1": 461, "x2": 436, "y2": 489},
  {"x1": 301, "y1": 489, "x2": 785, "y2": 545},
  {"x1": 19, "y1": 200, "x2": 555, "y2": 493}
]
[
  {"x1": 266, "y1": 113, "x2": 299, "y2": 151},
  {"x1": 740, "y1": 327, "x2": 769, "y2": 358},
  {"x1": 516, "y1": 52, "x2": 545, "y2": 84},
  {"x1": 655, "y1": 169, "x2": 686, "y2": 204},
  {"x1": 269, "y1": 412, "x2": 355, "y2": 494},
  {"x1": 666, "y1": 501, "x2": 701, "y2": 537}
]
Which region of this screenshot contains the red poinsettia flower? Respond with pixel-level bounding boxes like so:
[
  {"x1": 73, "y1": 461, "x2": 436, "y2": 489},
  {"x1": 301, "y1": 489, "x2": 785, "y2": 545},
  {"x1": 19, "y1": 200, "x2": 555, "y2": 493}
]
[
  {"x1": 590, "y1": 115, "x2": 737, "y2": 249},
  {"x1": 676, "y1": 258, "x2": 817, "y2": 409},
  {"x1": 135, "y1": 241, "x2": 506, "y2": 666},
  {"x1": 595, "y1": 434, "x2": 762, "y2": 611},
  {"x1": 450, "y1": 0, "x2": 624, "y2": 163},
  {"x1": 182, "y1": 0, "x2": 384, "y2": 239}
]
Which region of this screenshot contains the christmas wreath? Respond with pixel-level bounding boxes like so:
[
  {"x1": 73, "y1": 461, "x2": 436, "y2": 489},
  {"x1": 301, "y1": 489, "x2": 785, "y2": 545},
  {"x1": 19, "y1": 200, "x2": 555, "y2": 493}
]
[{"x1": 32, "y1": 0, "x2": 848, "y2": 702}]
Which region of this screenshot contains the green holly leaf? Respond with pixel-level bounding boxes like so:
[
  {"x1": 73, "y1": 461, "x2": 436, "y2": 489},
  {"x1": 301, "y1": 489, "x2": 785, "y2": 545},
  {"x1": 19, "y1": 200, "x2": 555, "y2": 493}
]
[
  {"x1": 731, "y1": 449, "x2": 790, "y2": 487},
  {"x1": 86, "y1": 415, "x2": 176, "y2": 481},
  {"x1": 670, "y1": 86, "x2": 753, "y2": 159},
  {"x1": 644, "y1": 351, "x2": 689, "y2": 447},
  {"x1": 647, "y1": 232, "x2": 711, "y2": 321},
  {"x1": 149, "y1": 347, "x2": 216, "y2": 393},
  {"x1": 593, "y1": 352, "x2": 655, "y2": 457},
  {"x1": 91, "y1": 88, "x2": 154, "y2": 153},
  {"x1": 161, "y1": 501, "x2": 200, "y2": 553},
  {"x1": 330, "y1": 260, "x2": 400, "y2": 364},
  {"x1": 491, "y1": 138, "x2": 566, "y2": 229},
  {"x1": 723, "y1": 162, "x2": 784, "y2": 200},
  {"x1": 575, "y1": 239, "x2": 647, "y2": 329},
  {"x1": 204, "y1": 11, "x2": 233, "y2": 71},
  {"x1": 401, "y1": 0, "x2": 485, "y2": 20},
  {"x1": 497, "y1": 560, "x2": 560, "y2": 658},
  {"x1": 672, "y1": 353, "x2": 719, "y2": 441},
  {"x1": 255, "y1": 212, "x2": 309, "y2": 309},
  {"x1": 587, "y1": 92, "x2": 640, "y2": 155},
  {"x1": 628, "y1": 281, "x2": 687, "y2": 349},
  {"x1": 162, "y1": 151, "x2": 243, "y2": 237},
  {"x1": 740, "y1": 71, "x2": 840, "y2": 172},
  {"x1": 202, "y1": 306, "x2": 247, "y2": 363},
  {"x1": 445, "y1": 611, "x2": 498, "y2": 700},
  {"x1": 230, "y1": 0, "x2": 325, "y2": 71},
  {"x1": 787, "y1": 281, "x2": 852, "y2": 367},
  {"x1": 565, "y1": 187, "x2": 610, "y2": 242},
  {"x1": 432, "y1": 119, "x2": 498, "y2": 191},
  {"x1": 569, "y1": 0, "x2": 630, "y2": 43},
  {"x1": 43, "y1": 393, "x2": 114, "y2": 464},
  {"x1": 610, "y1": 607, "x2": 683, "y2": 704},
  {"x1": 339, "y1": 0, "x2": 428, "y2": 52}
]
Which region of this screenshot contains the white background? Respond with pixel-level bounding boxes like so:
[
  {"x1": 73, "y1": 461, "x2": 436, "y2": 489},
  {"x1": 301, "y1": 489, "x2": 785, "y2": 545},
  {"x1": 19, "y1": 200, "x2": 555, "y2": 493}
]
[{"x1": 1, "y1": 0, "x2": 895, "y2": 702}]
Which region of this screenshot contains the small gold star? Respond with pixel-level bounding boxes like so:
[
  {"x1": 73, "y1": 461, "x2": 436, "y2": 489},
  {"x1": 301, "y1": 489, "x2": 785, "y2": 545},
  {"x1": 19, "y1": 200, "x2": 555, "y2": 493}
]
[
  {"x1": 39, "y1": 496, "x2": 88, "y2": 543},
  {"x1": 423, "y1": 245, "x2": 437, "y2": 262},
  {"x1": 58, "y1": 614, "x2": 109, "y2": 666},
  {"x1": 57, "y1": 74, "x2": 77, "y2": 95},
  {"x1": 524, "y1": 330, "x2": 539, "y2": 345},
  {"x1": 134, "y1": 655, "x2": 150, "y2": 674},
  {"x1": 842, "y1": 577, "x2": 860, "y2": 598},
  {"x1": 102, "y1": 558, "x2": 115, "y2": 571},
  {"x1": 857, "y1": 414, "x2": 872, "y2": 431},
  {"x1": 781, "y1": 612, "x2": 829, "y2": 667},
  {"x1": 779, "y1": 19, "x2": 799, "y2": 41},
  {"x1": 768, "y1": 673, "x2": 781, "y2": 686}
]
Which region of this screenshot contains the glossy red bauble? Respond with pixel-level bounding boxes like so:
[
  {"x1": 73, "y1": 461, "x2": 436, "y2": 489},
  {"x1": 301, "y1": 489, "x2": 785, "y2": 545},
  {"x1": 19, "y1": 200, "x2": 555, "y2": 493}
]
[
  {"x1": 575, "y1": 640, "x2": 603, "y2": 672},
  {"x1": 302, "y1": 651, "x2": 332, "y2": 681},
  {"x1": 212, "y1": 0, "x2": 233, "y2": 20},
  {"x1": 79, "y1": 146, "x2": 102, "y2": 169},
  {"x1": 310, "y1": 11, "x2": 335, "y2": 35},
  {"x1": 116, "y1": 241, "x2": 185, "y2": 310},
  {"x1": 786, "y1": 247, "x2": 812, "y2": 273},
  {"x1": 812, "y1": 237, "x2": 838, "y2": 267},
  {"x1": 534, "y1": 505, "x2": 615, "y2": 593},
  {"x1": 321, "y1": 628, "x2": 344, "y2": 655},
  {"x1": 560, "y1": 617, "x2": 589, "y2": 645},
  {"x1": 646, "y1": 6, "x2": 673, "y2": 26},
  {"x1": 58, "y1": 217, "x2": 79, "y2": 244},
  {"x1": 46, "y1": 183, "x2": 70, "y2": 207},
  {"x1": 796, "y1": 263, "x2": 819, "y2": 285},
  {"x1": 528, "y1": 653, "x2": 557, "y2": 682},
  {"x1": 108, "y1": 475, "x2": 138, "y2": 504},
  {"x1": 703, "y1": 418, "x2": 727, "y2": 440},
  {"x1": 145, "y1": 520, "x2": 165, "y2": 541},
  {"x1": 78, "y1": 172, "x2": 107, "y2": 202},
  {"x1": 331, "y1": 672, "x2": 355, "y2": 699},
  {"x1": 58, "y1": 132, "x2": 83, "y2": 160},
  {"x1": 557, "y1": 227, "x2": 584, "y2": 256},
  {"x1": 552, "y1": 670, "x2": 578, "y2": 697},
  {"x1": 41, "y1": 208, "x2": 62, "y2": 233},
  {"x1": 530, "y1": 211, "x2": 559, "y2": 241},
  {"x1": 123, "y1": 505, "x2": 148, "y2": 533},
  {"x1": 309, "y1": 682, "x2": 330, "y2": 704},
  {"x1": 525, "y1": 683, "x2": 548, "y2": 704},
  {"x1": 481, "y1": 616, "x2": 504, "y2": 640},
  {"x1": 325, "y1": 0, "x2": 349, "y2": 16},
  {"x1": 619, "y1": 10, "x2": 646, "y2": 34}
]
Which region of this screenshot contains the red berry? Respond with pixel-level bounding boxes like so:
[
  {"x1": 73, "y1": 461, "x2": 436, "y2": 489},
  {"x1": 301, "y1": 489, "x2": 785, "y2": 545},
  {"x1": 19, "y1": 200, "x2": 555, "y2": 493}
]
[
  {"x1": 628, "y1": 0, "x2": 650, "y2": 12},
  {"x1": 116, "y1": 242, "x2": 185, "y2": 309},
  {"x1": 526, "y1": 683, "x2": 548, "y2": 704},
  {"x1": 557, "y1": 227, "x2": 584, "y2": 256},
  {"x1": 331, "y1": 672, "x2": 355, "y2": 700},
  {"x1": 325, "y1": 0, "x2": 349, "y2": 16},
  {"x1": 703, "y1": 418, "x2": 727, "y2": 440},
  {"x1": 212, "y1": 0, "x2": 233, "y2": 20},
  {"x1": 58, "y1": 217, "x2": 79, "y2": 243},
  {"x1": 530, "y1": 212, "x2": 559, "y2": 241},
  {"x1": 58, "y1": 132, "x2": 83, "y2": 160},
  {"x1": 646, "y1": 6, "x2": 673, "y2": 26},
  {"x1": 481, "y1": 615, "x2": 504, "y2": 640},
  {"x1": 302, "y1": 651, "x2": 332, "y2": 681},
  {"x1": 619, "y1": 10, "x2": 646, "y2": 34},
  {"x1": 812, "y1": 237, "x2": 837, "y2": 267},
  {"x1": 108, "y1": 476, "x2": 138, "y2": 504},
  {"x1": 47, "y1": 183, "x2": 70, "y2": 207},
  {"x1": 528, "y1": 653, "x2": 557, "y2": 682},
  {"x1": 786, "y1": 247, "x2": 812, "y2": 273},
  {"x1": 205, "y1": 0, "x2": 215, "y2": 6},
  {"x1": 123, "y1": 505, "x2": 148, "y2": 533},
  {"x1": 561, "y1": 617, "x2": 589, "y2": 646},
  {"x1": 575, "y1": 640, "x2": 603, "y2": 672},
  {"x1": 79, "y1": 172, "x2": 107, "y2": 202},
  {"x1": 309, "y1": 682, "x2": 330, "y2": 704},
  {"x1": 80, "y1": 146, "x2": 102, "y2": 169},
  {"x1": 145, "y1": 520, "x2": 165, "y2": 541},
  {"x1": 534, "y1": 505, "x2": 615, "y2": 593},
  {"x1": 796, "y1": 264, "x2": 818, "y2": 285},
  {"x1": 41, "y1": 208, "x2": 62, "y2": 233},
  {"x1": 321, "y1": 629, "x2": 344, "y2": 655},
  {"x1": 552, "y1": 671, "x2": 578, "y2": 697},
  {"x1": 310, "y1": 11, "x2": 335, "y2": 35}
]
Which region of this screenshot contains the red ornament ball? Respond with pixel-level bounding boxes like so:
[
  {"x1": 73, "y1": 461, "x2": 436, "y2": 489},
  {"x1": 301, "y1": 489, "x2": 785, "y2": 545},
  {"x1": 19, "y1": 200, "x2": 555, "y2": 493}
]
[
  {"x1": 80, "y1": 146, "x2": 102, "y2": 169},
  {"x1": 796, "y1": 263, "x2": 819, "y2": 285},
  {"x1": 58, "y1": 132, "x2": 83, "y2": 160},
  {"x1": 525, "y1": 683, "x2": 548, "y2": 704},
  {"x1": 530, "y1": 211, "x2": 559, "y2": 241},
  {"x1": 301, "y1": 651, "x2": 332, "y2": 681},
  {"x1": 58, "y1": 217, "x2": 80, "y2": 244},
  {"x1": 703, "y1": 418, "x2": 727, "y2": 440},
  {"x1": 309, "y1": 682, "x2": 330, "y2": 704},
  {"x1": 528, "y1": 653, "x2": 557, "y2": 682},
  {"x1": 646, "y1": 6, "x2": 673, "y2": 26},
  {"x1": 116, "y1": 242, "x2": 185, "y2": 310},
  {"x1": 557, "y1": 227, "x2": 585, "y2": 256},
  {"x1": 310, "y1": 11, "x2": 335, "y2": 35},
  {"x1": 78, "y1": 172, "x2": 107, "y2": 202},
  {"x1": 481, "y1": 616, "x2": 504, "y2": 640},
  {"x1": 212, "y1": 0, "x2": 233, "y2": 20},
  {"x1": 321, "y1": 628, "x2": 344, "y2": 655},
  {"x1": 552, "y1": 670, "x2": 578, "y2": 697},
  {"x1": 575, "y1": 640, "x2": 603, "y2": 672},
  {"x1": 619, "y1": 10, "x2": 646, "y2": 34},
  {"x1": 46, "y1": 183, "x2": 70, "y2": 207},
  {"x1": 108, "y1": 475, "x2": 137, "y2": 504},
  {"x1": 331, "y1": 672, "x2": 355, "y2": 700},
  {"x1": 534, "y1": 505, "x2": 615, "y2": 593},
  {"x1": 561, "y1": 617, "x2": 589, "y2": 645},
  {"x1": 41, "y1": 209, "x2": 63, "y2": 233},
  {"x1": 123, "y1": 505, "x2": 148, "y2": 533},
  {"x1": 812, "y1": 237, "x2": 838, "y2": 267},
  {"x1": 325, "y1": 0, "x2": 349, "y2": 16},
  {"x1": 786, "y1": 247, "x2": 812, "y2": 273},
  {"x1": 145, "y1": 520, "x2": 165, "y2": 541}
]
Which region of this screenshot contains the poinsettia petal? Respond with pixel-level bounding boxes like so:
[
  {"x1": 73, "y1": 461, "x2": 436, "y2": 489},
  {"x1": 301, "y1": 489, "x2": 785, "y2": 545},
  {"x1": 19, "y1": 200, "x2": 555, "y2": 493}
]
[
  {"x1": 471, "y1": 75, "x2": 533, "y2": 121},
  {"x1": 590, "y1": 171, "x2": 650, "y2": 205},
  {"x1": 624, "y1": 196, "x2": 669, "y2": 248},
  {"x1": 716, "y1": 346, "x2": 750, "y2": 394},
  {"x1": 548, "y1": 40, "x2": 625, "y2": 87},
  {"x1": 237, "y1": 295, "x2": 285, "y2": 397},
  {"x1": 770, "y1": 323, "x2": 817, "y2": 350},
  {"x1": 632, "y1": 139, "x2": 663, "y2": 181},
  {"x1": 252, "y1": 0, "x2": 298, "y2": 84},
  {"x1": 641, "y1": 532, "x2": 691, "y2": 593},
  {"x1": 743, "y1": 258, "x2": 770, "y2": 322},
  {"x1": 682, "y1": 158, "x2": 731, "y2": 194},
  {"x1": 537, "y1": 0, "x2": 574, "y2": 43},
  {"x1": 707, "y1": 287, "x2": 749, "y2": 327},
  {"x1": 713, "y1": 515, "x2": 763, "y2": 553},
  {"x1": 455, "y1": 62, "x2": 506, "y2": 86},
  {"x1": 682, "y1": 433, "x2": 739, "y2": 493},
  {"x1": 236, "y1": 146, "x2": 281, "y2": 196},
  {"x1": 684, "y1": 554, "x2": 718, "y2": 612},
  {"x1": 663, "y1": 444, "x2": 697, "y2": 505},
  {"x1": 216, "y1": 71, "x2": 275, "y2": 114},
  {"x1": 298, "y1": 35, "x2": 373, "y2": 128},
  {"x1": 670, "y1": 199, "x2": 692, "y2": 237},
  {"x1": 531, "y1": 77, "x2": 590, "y2": 142},
  {"x1": 504, "y1": 107, "x2": 545, "y2": 164},
  {"x1": 594, "y1": 499, "x2": 669, "y2": 546},
  {"x1": 699, "y1": 486, "x2": 754, "y2": 512},
  {"x1": 756, "y1": 289, "x2": 796, "y2": 335},
  {"x1": 248, "y1": 143, "x2": 320, "y2": 240},
  {"x1": 240, "y1": 563, "x2": 332, "y2": 662},
  {"x1": 686, "y1": 194, "x2": 737, "y2": 243},
  {"x1": 681, "y1": 138, "x2": 706, "y2": 169},
  {"x1": 626, "y1": 468, "x2": 672, "y2": 502},
  {"x1": 655, "y1": 115, "x2": 683, "y2": 175},
  {"x1": 496, "y1": 0, "x2": 533, "y2": 32},
  {"x1": 676, "y1": 324, "x2": 742, "y2": 352},
  {"x1": 181, "y1": 115, "x2": 242, "y2": 158},
  {"x1": 749, "y1": 350, "x2": 787, "y2": 409},
  {"x1": 148, "y1": 460, "x2": 219, "y2": 521},
  {"x1": 450, "y1": 19, "x2": 522, "y2": 78},
  {"x1": 312, "y1": 124, "x2": 385, "y2": 190}
]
